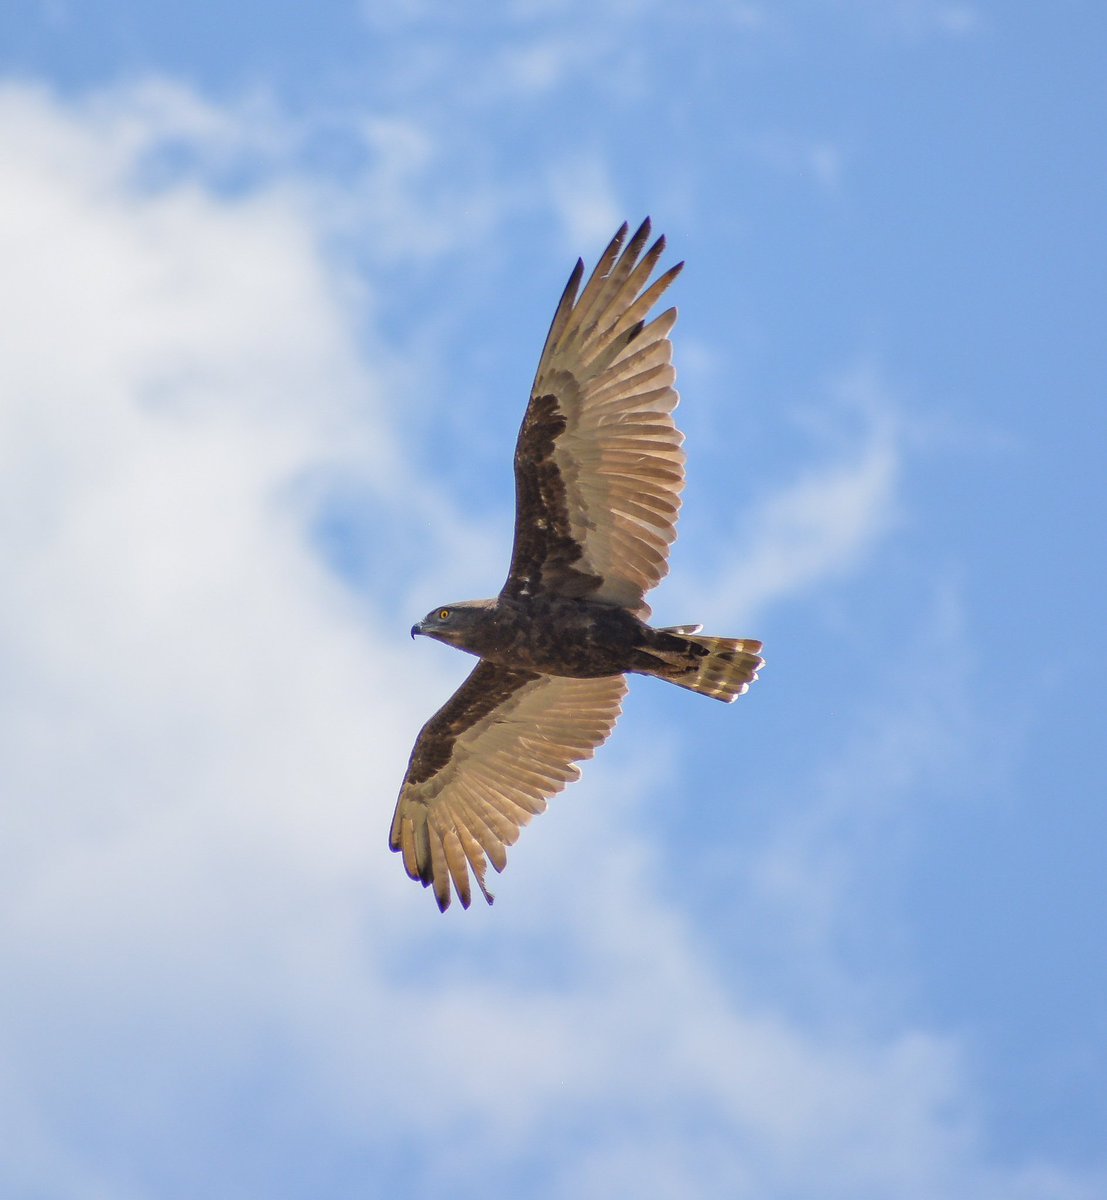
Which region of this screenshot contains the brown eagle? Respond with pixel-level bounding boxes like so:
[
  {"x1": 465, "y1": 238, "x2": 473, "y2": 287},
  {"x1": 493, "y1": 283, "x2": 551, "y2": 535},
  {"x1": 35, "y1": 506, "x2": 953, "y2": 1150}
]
[{"x1": 390, "y1": 219, "x2": 763, "y2": 910}]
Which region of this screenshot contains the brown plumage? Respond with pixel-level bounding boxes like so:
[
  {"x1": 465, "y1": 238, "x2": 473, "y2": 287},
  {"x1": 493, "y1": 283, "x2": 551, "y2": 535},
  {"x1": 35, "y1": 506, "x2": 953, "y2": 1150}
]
[{"x1": 390, "y1": 219, "x2": 764, "y2": 911}]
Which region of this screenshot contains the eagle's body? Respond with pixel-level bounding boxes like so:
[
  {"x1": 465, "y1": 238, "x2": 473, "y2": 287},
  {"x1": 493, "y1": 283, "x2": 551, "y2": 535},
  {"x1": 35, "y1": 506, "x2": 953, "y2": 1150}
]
[
  {"x1": 415, "y1": 596, "x2": 658, "y2": 678},
  {"x1": 391, "y1": 220, "x2": 764, "y2": 910},
  {"x1": 413, "y1": 595, "x2": 756, "y2": 686}
]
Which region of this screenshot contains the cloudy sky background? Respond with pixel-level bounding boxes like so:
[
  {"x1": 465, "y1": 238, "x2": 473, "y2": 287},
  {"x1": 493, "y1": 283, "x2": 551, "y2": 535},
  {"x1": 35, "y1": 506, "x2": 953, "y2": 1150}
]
[{"x1": 2, "y1": 2, "x2": 1104, "y2": 1197}]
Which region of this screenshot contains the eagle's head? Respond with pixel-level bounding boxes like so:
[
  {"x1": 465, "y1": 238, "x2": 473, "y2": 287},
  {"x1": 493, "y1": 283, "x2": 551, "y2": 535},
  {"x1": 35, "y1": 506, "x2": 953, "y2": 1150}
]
[{"x1": 411, "y1": 600, "x2": 497, "y2": 651}]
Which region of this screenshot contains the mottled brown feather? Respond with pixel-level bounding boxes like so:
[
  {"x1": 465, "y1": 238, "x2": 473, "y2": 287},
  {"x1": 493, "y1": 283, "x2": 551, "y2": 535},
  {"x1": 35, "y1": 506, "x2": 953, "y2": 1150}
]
[
  {"x1": 390, "y1": 663, "x2": 627, "y2": 910},
  {"x1": 503, "y1": 217, "x2": 685, "y2": 618}
]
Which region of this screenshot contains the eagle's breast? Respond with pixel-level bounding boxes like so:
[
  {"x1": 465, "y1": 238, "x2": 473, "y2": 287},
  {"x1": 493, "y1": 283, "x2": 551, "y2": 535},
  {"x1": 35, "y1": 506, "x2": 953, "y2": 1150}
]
[{"x1": 469, "y1": 596, "x2": 643, "y2": 679}]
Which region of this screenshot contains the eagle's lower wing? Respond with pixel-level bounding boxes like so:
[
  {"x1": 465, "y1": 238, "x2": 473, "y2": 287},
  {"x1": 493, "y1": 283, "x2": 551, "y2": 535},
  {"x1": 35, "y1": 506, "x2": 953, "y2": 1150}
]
[
  {"x1": 503, "y1": 219, "x2": 685, "y2": 618},
  {"x1": 390, "y1": 662, "x2": 628, "y2": 911}
]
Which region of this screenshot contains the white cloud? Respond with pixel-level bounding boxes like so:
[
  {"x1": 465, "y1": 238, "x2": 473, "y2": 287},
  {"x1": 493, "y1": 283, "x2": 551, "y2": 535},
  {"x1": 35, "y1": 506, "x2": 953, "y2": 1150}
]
[
  {"x1": 0, "y1": 77, "x2": 1098, "y2": 1200},
  {"x1": 675, "y1": 366, "x2": 899, "y2": 630},
  {"x1": 546, "y1": 152, "x2": 626, "y2": 253},
  {"x1": 749, "y1": 131, "x2": 849, "y2": 194},
  {"x1": 343, "y1": 115, "x2": 510, "y2": 262},
  {"x1": 833, "y1": 0, "x2": 984, "y2": 41},
  {"x1": 496, "y1": 36, "x2": 581, "y2": 95}
]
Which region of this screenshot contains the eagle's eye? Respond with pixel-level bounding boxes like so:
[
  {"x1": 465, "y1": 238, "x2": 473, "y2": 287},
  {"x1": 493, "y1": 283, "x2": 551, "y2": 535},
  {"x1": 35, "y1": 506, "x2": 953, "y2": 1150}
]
[{"x1": 438, "y1": 608, "x2": 450, "y2": 621}]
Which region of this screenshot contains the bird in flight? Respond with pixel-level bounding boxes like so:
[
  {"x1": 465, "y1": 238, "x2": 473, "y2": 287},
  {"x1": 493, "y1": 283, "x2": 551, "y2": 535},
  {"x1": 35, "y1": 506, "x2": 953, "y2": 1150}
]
[{"x1": 390, "y1": 219, "x2": 763, "y2": 910}]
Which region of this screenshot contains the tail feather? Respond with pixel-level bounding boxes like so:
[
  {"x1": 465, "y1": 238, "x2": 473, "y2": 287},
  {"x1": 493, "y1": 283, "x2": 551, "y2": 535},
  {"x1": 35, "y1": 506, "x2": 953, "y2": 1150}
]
[{"x1": 648, "y1": 634, "x2": 764, "y2": 703}]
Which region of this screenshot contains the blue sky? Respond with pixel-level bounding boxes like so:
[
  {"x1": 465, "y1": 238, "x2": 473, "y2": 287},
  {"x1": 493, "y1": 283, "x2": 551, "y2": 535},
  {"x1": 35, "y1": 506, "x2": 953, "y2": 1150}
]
[{"x1": 2, "y1": 2, "x2": 1104, "y2": 1197}]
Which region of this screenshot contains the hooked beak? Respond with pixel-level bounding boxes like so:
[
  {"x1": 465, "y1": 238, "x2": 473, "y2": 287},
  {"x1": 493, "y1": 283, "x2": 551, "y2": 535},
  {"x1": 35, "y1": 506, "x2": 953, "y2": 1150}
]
[{"x1": 410, "y1": 622, "x2": 422, "y2": 640}]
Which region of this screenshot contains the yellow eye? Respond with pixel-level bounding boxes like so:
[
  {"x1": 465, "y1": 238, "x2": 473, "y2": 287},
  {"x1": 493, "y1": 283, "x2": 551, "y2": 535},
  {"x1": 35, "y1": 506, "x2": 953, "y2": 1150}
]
[{"x1": 438, "y1": 608, "x2": 450, "y2": 621}]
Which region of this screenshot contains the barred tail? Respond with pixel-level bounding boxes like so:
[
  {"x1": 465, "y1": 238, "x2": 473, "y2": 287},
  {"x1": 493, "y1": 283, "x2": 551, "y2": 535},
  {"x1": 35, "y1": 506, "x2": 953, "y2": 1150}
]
[{"x1": 650, "y1": 630, "x2": 764, "y2": 703}]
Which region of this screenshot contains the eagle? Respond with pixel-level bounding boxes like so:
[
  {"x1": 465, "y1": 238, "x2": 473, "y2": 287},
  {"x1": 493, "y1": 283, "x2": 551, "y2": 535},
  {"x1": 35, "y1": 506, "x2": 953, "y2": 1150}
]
[{"x1": 390, "y1": 219, "x2": 763, "y2": 910}]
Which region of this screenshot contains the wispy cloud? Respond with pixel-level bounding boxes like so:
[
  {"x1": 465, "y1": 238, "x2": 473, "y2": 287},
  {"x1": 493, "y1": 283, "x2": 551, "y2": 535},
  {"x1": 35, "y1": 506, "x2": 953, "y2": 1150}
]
[
  {"x1": 749, "y1": 131, "x2": 849, "y2": 194},
  {"x1": 546, "y1": 152, "x2": 626, "y2": 252},
  {"x1": 675, "y1": 364, "x2": 900, "y2": 630},
  {"x1": 827, "y1": 0, "x2": 984, "y2": 41}
]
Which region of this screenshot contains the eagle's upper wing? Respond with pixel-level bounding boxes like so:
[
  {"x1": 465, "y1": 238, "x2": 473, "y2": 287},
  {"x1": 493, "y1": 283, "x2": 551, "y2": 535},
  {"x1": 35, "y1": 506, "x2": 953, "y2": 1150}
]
[
  {"x1": 390, "y1": 662, "x2": 628, "y2": 911},
  {"x1": 503, "y1": 218, "x2": 685, "y2": 619}
]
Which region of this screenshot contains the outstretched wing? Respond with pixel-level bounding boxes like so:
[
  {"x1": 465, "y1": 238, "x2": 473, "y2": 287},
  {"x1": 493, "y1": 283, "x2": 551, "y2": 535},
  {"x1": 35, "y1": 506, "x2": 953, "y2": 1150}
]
[
  {"x1": 503, "y1": 218, "x2": 686, "y2": 619},
  {"x1": 390, "y1": 663, "x2": 627, "y2": 911}
]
